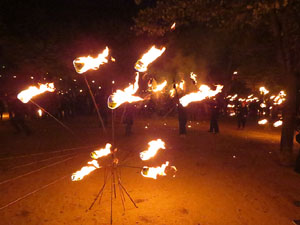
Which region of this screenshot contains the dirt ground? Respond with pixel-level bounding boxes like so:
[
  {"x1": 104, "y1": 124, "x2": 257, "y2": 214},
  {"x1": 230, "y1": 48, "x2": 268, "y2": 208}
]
[{"x1": 0, "y1": 116, "x2": 300, "y2": 225}]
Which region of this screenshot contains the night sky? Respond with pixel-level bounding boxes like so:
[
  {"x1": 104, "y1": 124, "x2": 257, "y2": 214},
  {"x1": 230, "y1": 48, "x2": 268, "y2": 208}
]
[{"x1": 0, "y1": 0, "x2": 154, "y2": 89}]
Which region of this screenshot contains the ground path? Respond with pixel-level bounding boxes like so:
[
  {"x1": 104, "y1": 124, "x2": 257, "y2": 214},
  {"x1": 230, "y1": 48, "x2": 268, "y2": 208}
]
[{"x1": 0, "y1": 116, "x2": 300, "y2": 225}]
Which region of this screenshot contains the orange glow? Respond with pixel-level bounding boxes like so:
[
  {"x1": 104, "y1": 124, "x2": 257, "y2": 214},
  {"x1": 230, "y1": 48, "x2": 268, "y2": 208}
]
[
  {"x1": 2, "y1": 112, "x2": 9, "y2": 120},
  {"x1": 190, "y1": 72, "x2": 197, "y2": 84},
  {"x1": 71, "y1": 160, "x2": 100, "y2": 181},
  {"x1": 179, "y1": 85, "x2": 223, "y2": 107},
  {"x1": 37, "y1": 109, "x2": 43, "y2": 117},
  {"x1": 273, "y1": 91, "x2": 286, "y2": 105},
  {"x1": 17, "y1": 83, "x2": 55, "y2": 103},
  {"x1": 91, "y1": 143, "x2": 112, "y2": 159},
  {"x1": 134, "y1": 46, "x2": 166, "y2": 72},
  {"x1": 171, "y1": 22, "x2": 176, "y2": 30},
  {"x1": 140, "y1": 139, "x2": 165, "y2": 161},
  {"x1": 170, "y1": 89, "x2": 176, "y2": 97},
  {"x1": 108, "y1": 73, "x2": 143, "y2": 109},
  {"x1": 73, "y1": 47, "x2": 109, "y2": 74},
  {"x1": 152, "y1": 80, "x2": 167, "y2": 92},
  {"x1": 260, "y1": 103, "x2": 266, "y2": 108},
  {"x1": 259, "y1": 86, "x2": 269, "y2": 95},
  {"x1": 141, "y1": 161, "x2": 169, "y2": 179},
  {"x1": 179, "y1": 80, "x2": 185, "y2": 90},
  {"x1": 229, "y1": 112, "x2": 236, "y2": 116},
  {"x1": 258, "y1": 119, "x2": 268, "y2": 125},
  {"x1": 273, "y1": 120, "x2": 283, "y2": 127}
]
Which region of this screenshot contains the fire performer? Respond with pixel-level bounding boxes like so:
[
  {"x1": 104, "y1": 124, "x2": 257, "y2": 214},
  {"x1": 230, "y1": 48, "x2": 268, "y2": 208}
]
[
  {"x1": 0, "y1": 99, "x2": 5, "y2": 120},
  {"x1": 209, "y1": 101, "x2": 220, "y2": 134},
  {"x1": 295, "y1": 119, "x2": 300, "y2": 174},
  {"x1": 123, "y1": 103, "x2": 135, "y2": 136},
  {"x1": 177, "y1": 103, "x2": 187, "y2": 136},
  {"x1": 236, "y1": 102, "x2": 248, "y2": 129}
]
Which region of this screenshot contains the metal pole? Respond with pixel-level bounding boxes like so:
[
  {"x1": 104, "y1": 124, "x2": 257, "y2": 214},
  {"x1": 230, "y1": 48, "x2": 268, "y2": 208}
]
[
  {"x1": 30, "y1": 100, "x2": 76, "y2": 137},
  {"x1": 84, "y1": 76, "x2": 107, "y2": 133}
]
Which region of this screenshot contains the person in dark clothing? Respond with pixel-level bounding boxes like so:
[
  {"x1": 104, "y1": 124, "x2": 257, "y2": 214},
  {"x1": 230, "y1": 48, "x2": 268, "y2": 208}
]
[
  {"x1": 123, "y1": 104, "x2": 134, "y2": 136},
  {"x1": 0, "y1": 99, "x2": 5, "y2": 120},
  {"x1": 7, "y1": 96, "x2": 31, "y2": 135},
  {"x1": 236, "y1": 102, "x2": 248, "y2": 129},
  {"x1": 295, "y1": 118, "x2": 300, "y2": 173},
  {"x1": 209, "y1": 103, "x2": 219, "y2": 133},
  {"x1": 178, "y1": 104, "x2": 187, "y2": 135}
]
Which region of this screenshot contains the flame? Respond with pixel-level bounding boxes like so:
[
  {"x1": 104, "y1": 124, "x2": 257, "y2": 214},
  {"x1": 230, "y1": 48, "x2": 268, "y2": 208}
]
[
  {"x1": 152, "y1": 80, "x2": 167, "y2": 92},
  {"x1": 71, "y1": 160, "x2": 101, "y2": 181},
  {"x1": 190, "y1": 72, "x2": 197, "y2": 84},
  {"x1": 170, "y1": 89, "x2": 175, "y2": 97},
  {"x1": 260, "y1": 103, "x2": 266, "y2": 108},
  {"x1": 273, "y1": 91, "x2": 286, "y2": 105},
  {"x1": 273, "y1": 120, "x2": 283, "y2": 127},
  {"x1": 141, "y1": 161, "x2": 169, "y2": 179},
  {"x1": 17, "y1": 83, "x2": 55, "y2": 103},
  {"x1": 229, "y1": 112, "x2": 236, "y2": 116},
  {"x1": 228, "y1": 94, "x2": 238, "y2": 102},
  {"x1": 108, "y1": 73, "x2": 143, "y2": 109},
  {"x1": 258, "y1": 119, "x2": 268, "y2": 125},
  {"x1": 179, "y1": 85, "x2": 223, "y2": 107},
  {"x1": 259, "y1": 86, "x2": 269, "y2": 95},
  {"x1": 171, "y1": 22, "x2": 176, "y2": 30},
  {"x1": 37, "y1": 109, "x2": 43, "y2": 117},
  {"x1": 134, "y1": 46, "x2": 166, "y2": 72},
  {"x1": 179, "y1": 80, "x2": 185, "y2": 90},
  {"x1": 91, "y1": 143, "x2": 112, "y2": 159},
  {"x1": 140, "y1": 139, "x2": 165, "y2": 161},
  {"x1": 73, "y1": 47, "x2": 109, "y2": 74}
]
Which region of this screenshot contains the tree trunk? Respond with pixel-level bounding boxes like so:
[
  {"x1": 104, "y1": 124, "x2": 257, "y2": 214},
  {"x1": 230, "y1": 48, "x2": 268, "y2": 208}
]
[{"x1": 279, "y1": 71, "x2": 297, "y2": 165}]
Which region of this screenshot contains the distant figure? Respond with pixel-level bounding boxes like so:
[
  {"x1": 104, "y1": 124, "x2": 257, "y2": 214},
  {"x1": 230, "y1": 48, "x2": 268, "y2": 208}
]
[
  {"x1": 236, "y1": 102, "x2": 248, "y2": 129},
  {"x1": 209, "y1": 103, "x2": 219, "y2": 133},
  {"x1": 295, "y1": 119, "x2": 300, "y2": 173},
  {"x1": 123, "y1": 104, "x2": 134, "y2": 136},
  {"x1": 7, "y1": 96, "x2": 31, "y2": 135},
  {"x1": 0, "y1": 99, "x2": 5, "y2": 120},
  {"x1": 177, "y1": 104, "x2": 187, "y2": 135}
]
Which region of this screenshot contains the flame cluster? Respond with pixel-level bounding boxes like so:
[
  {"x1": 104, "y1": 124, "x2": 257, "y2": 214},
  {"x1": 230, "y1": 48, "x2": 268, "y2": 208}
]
[
  {"x1": 108, "y1": 73, "x2": 143, "y2": 109},
  {"x1": 139, "y1": 139, "x2": 176, "y2": 179},
  {"x1": 71, "y1": 144, "x2": 112, "y2": 181}
]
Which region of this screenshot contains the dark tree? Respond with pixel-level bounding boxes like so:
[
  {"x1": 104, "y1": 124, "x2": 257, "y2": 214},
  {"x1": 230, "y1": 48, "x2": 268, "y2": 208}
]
[{"x1": 134, "y1": 0, "x2": 300, "y2": 163}]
